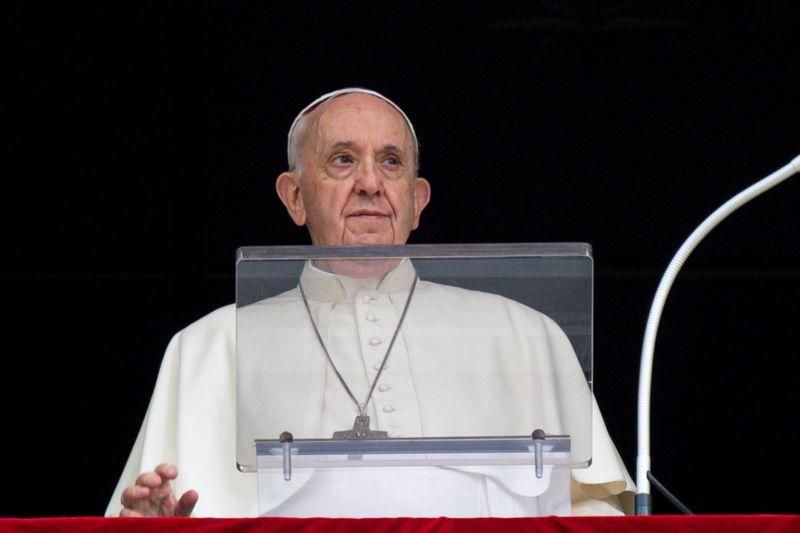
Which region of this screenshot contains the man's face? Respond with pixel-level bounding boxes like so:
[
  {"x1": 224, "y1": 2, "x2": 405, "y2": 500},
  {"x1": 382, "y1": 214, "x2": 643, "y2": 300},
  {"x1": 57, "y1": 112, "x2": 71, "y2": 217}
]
[{"x1": 277, "y1": 93, "x2": 430, "y2": 246}]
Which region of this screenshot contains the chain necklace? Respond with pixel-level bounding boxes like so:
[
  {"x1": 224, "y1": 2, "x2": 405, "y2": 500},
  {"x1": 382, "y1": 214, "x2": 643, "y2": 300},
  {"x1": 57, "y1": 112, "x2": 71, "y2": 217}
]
[{"x1": 299, "y1": 274, "x2": 418, "y2": 440}]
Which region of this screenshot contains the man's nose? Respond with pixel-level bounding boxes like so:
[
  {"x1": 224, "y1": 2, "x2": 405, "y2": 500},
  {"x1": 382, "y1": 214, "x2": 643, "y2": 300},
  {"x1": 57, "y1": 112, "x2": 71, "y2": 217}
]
[{"x1": 354, "y1": 159, "x2": 383, "y2": 196}]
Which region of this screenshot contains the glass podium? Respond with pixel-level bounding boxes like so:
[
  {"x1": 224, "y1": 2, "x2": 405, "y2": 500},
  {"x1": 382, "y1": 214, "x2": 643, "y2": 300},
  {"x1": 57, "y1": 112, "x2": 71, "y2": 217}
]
[{"x1": 235, "y1": 243, "x2": 593, "y2": 516}]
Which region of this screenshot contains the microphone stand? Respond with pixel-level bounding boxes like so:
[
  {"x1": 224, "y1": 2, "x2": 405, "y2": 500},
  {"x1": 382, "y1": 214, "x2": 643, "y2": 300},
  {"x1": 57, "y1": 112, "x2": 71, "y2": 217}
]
[{"x1": 635, "y1": 154, "x2": 800, "y2": 515}]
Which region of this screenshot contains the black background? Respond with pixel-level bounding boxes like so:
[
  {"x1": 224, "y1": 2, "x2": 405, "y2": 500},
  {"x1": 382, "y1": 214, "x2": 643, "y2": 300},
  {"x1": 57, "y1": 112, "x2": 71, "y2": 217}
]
[{"x1": 4, "y1": 1, "x2": 799, "y2": 517}]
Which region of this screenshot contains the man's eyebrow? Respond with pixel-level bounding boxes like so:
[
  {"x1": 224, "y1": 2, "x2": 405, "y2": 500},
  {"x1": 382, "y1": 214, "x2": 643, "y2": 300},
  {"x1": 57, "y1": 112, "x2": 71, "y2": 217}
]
[
  {"x1": 382, "y1": 144, "x2": 405, "y2": 154},
  {"x1": 330, "y1": 141, "x2": 357, "y2": 151},
  {"x1": 328, "y1": 141, "x2": 406, "y2": 155}
]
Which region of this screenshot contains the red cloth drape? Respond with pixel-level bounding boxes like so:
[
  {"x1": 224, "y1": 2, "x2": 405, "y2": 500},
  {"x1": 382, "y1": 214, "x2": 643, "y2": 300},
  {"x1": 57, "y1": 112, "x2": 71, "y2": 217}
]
[{"x1": 1, "y1": 516, "x2": 799, "y2": 533}]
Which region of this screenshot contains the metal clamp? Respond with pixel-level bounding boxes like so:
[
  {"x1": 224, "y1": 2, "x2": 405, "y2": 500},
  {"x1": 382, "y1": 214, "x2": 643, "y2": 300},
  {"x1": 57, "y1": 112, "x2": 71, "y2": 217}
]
[
  {"x1": 532, "y1": 429, "x2": 546, "y2": 479},
  {"x1": 280, "y1": 431, "x2": 293, "y2": 481}
]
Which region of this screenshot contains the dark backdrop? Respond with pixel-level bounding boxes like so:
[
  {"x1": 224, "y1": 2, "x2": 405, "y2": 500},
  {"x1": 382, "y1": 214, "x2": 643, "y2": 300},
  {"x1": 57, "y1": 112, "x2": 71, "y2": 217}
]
[{"x1": 4, "y1": 1, "x2": 799, "y2": 517}]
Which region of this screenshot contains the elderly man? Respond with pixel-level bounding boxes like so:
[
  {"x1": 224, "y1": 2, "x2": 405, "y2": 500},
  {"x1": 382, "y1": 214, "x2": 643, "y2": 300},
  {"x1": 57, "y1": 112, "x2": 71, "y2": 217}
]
[{"x1": 109, "y1": 88, "x2": 633, "y2": 518}]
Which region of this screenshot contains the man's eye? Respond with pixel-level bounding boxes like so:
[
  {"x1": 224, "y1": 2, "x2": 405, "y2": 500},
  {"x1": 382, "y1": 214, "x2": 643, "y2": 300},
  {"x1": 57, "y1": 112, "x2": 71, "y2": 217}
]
[
  {"x1": 332, "y1": 154, "x2": 353, "y2": 165},
  {"x1": 382, "y1": 156, "x2": 400, "y2": 166}
]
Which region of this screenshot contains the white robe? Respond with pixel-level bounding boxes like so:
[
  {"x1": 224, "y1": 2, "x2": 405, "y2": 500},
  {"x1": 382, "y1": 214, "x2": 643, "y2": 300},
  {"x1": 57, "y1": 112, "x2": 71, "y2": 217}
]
[{"x1": 107, "y1": 261, "x2": 635, "y2": 517}]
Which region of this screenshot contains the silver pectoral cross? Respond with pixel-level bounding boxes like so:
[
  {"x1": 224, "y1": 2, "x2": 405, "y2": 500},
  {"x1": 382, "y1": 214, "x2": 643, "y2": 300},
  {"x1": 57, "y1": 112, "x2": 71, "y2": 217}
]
[{"x1": 332, "y1": 404, "x2": 389, "y2": 440}]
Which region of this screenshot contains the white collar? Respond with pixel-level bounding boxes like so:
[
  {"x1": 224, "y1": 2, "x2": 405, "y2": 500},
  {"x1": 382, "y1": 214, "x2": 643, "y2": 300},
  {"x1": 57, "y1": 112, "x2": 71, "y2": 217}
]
[{"x1": 300, "y1": 258, "x2": 416, "y2": 302}]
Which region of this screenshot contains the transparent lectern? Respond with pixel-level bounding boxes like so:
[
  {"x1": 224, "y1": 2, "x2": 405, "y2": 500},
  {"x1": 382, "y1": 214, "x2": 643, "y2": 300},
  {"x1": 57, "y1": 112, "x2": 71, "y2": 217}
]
[{"x1": 235, "y1": 243, "x2": 593, "y2": 517}]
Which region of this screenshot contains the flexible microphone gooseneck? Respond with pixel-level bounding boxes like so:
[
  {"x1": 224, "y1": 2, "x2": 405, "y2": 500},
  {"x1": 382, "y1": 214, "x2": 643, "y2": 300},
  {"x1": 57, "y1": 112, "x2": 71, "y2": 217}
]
[{"x1": 635, "y1": 154, "x2": 800, "y2": 515}]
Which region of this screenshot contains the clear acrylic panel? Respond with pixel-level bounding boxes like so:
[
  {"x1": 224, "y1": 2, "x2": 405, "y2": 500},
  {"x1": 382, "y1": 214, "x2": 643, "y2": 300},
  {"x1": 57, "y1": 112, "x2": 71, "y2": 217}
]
[{"x1": 236, "y1": 243, "x2": 593, "y2": 471}]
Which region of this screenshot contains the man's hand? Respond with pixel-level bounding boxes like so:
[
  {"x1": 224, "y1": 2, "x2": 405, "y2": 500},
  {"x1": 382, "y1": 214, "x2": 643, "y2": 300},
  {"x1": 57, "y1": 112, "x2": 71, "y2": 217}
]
[{"x1": 119, "y1": 463, "x2": 198, "y2": 517}]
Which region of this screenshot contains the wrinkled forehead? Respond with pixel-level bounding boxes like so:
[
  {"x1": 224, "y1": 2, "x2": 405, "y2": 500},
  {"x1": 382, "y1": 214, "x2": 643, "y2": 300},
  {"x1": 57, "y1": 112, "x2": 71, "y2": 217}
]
[
  {"x1": 287, "y1": 88, "x2": 418, "y2": 159},
  {"x1": 310, "y1": 94, "x2": 413, "y2": 151}
]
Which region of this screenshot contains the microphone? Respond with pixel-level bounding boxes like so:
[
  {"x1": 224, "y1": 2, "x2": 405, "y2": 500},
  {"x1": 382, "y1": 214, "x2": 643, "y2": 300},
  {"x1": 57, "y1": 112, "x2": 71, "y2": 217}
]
[{"x1": 635, "y1": 153, "x2": 800, "y2": 515}]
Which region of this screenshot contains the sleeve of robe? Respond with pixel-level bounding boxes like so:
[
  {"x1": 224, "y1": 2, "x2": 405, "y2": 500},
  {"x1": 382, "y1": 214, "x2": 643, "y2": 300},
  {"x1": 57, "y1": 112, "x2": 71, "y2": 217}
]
[
  {"x1": 105, "y1": 304, "x2": 257, "y2": 517},
  {"x1": 571, "y1": 399, "x2": 636, "y2": 515}
]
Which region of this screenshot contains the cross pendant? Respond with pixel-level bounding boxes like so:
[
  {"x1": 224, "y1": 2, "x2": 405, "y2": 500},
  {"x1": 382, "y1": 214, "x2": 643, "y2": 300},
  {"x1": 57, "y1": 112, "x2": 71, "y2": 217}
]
[{"x1": 332, "y1": 414, "x2": 389, "y2": 440}]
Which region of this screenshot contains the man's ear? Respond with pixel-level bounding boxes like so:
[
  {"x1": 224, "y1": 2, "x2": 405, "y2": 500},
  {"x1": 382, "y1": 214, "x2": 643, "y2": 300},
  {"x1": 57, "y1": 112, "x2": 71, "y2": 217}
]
[
  {"x1": 411, "y1": 177, "x2": 431, "y2": 230},
  {"x1": 275, "y1": 172, "x2": 307, "y2": 227}
]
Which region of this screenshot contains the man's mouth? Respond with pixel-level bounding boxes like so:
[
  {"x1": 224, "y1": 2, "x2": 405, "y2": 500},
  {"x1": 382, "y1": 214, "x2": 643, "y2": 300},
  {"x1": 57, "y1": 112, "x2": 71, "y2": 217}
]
[{"x1": 348, "y1": 209, "x2": 388, "y2": 219}]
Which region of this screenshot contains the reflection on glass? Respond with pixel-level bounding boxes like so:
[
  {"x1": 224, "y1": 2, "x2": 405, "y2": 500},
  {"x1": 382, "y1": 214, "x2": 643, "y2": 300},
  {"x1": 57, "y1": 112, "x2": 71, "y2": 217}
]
[{"x1": 236, "y1": 244, "x2": 593, "y2": 470}]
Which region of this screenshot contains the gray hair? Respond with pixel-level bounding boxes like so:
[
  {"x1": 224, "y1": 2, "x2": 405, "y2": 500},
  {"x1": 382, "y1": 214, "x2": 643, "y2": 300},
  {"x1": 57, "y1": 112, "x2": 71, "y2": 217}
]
[{"x1": 286, "y1": 87, "x2": 419, "y2": 175}]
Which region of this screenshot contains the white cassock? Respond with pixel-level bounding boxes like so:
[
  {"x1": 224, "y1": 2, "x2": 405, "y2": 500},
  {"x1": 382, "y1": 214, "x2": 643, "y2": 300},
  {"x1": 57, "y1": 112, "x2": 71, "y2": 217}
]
[{"x1": 107, "y1": 259, "x2": 635, "y2": 517}]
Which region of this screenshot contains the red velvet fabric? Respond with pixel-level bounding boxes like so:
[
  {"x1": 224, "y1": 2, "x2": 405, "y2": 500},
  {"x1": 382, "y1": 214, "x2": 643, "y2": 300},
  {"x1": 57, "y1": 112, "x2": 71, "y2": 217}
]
[{"x1": 1, "y1": 516, "x2": 799, "y2": 533}]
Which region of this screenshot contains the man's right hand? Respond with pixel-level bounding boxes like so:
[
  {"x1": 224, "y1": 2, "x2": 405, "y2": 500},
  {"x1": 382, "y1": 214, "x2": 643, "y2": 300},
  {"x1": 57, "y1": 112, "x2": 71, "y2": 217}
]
[{"x1": 119, "y1": 463, "x2": 198, "y2": 517}]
